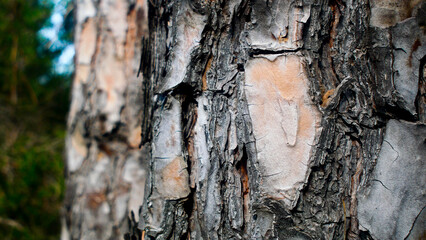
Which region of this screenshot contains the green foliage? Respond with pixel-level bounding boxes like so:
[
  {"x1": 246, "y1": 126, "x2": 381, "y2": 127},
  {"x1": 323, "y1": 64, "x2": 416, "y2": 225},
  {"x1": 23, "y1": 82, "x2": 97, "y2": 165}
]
[
  {"x1": 0, "y1": 117, "x2": 65, "y2": 240},
  {"x1": 0, "y1": 0, "x2": 71, "y2": 239},
  {"x1": 0, "y1": 0, "x2": 59, "y2": 104}
]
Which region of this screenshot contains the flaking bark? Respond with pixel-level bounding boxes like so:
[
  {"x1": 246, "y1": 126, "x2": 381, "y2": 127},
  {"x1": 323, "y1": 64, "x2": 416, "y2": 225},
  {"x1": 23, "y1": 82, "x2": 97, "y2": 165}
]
[{"x1": 65, "y1": 0, "x2": 426, "y2": 239}]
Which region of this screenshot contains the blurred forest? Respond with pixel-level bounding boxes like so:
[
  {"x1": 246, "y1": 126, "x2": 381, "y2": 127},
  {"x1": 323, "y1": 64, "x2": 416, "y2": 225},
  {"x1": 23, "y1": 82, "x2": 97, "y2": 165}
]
[{"x1": 0, "y1": 0, "x2": 73, "y2": 239}]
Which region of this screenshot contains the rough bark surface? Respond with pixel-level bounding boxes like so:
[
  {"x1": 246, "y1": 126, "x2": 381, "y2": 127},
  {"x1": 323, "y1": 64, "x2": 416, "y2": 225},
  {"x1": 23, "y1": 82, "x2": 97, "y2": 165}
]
[
  {"x1": 136, "y1": 0, "x2": 426, "y2": 239},
  {"x1": 65, "y1": 0, "x2": 426, "y2": 239},
  {"x1": 63, "y1": 0, "x2": 148, "y2": 239}
]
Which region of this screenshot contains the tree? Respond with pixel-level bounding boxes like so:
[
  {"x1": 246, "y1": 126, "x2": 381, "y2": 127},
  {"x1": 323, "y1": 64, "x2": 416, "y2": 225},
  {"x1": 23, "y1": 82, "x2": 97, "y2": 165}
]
[
  {"x1": 66, "y1": 0, "x2": 426, "y2": 239},
  {"x1": 62, "y1": 0, "x2": 148, "y2": 239}
]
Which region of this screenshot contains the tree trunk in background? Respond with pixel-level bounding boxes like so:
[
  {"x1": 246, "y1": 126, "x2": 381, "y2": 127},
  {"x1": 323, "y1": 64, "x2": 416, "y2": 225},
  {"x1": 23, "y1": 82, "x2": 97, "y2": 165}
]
[
  {"x1": 65, "y1": 0, "x2": 426, "y2": 239},
  {"x1": 137, "y1": 0, "x2": 425, "y2": 239},
  {"x1": 63, "y1": 0, "x2": 148, "y2": 239}
]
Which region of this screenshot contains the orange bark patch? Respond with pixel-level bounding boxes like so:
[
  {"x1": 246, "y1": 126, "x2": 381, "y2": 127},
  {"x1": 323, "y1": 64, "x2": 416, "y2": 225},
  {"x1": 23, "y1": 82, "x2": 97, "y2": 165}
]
[
  {"x1": 321, "y1": 88, "x2": 335, "y2": 107},
  {"x1": 329, "y1": 1, "x2": 341, "y2": 48},
  {"x1": 125, "y1": 4, "x2": 137, "y2": 71},
  {"x1": 78, "y1": 18, "x2": 96, "y2": 65},
  {"x1": 278, "y1": 35, "x2": 290, "y2": 44},
  {"x1": 87, "y1": 192, "x2": 107, "y2": 209},
  {"x1": 71, "y1": 128, "x2": 87, "y2": 157},
  {"x1": 245, "y1": 55, "x2": 321, "y2": 206},
  {"x1": 124, "y1": 0, "x2": 147, "y2": 78},
  {"x1": 128, "y1": 126, "x2": 142, "y2": 149},
  {"x1": 99, "y1": 143, "x2": 114, "y2": 156},
  {"x1": 299, "y1": 106, "x2": 315, "y2": 138},
  {"x1": 74, "y1": 65, "x2": 90, "y2": 84},
  {"x1": 202, "y1": 56, "x2": 213, "y2": 91},
  {"x1": 159, "y1": 156, "x2": 190, "y2": 199},
  {"x1": 248, "y1": 55, "x2": 305, "y2": 100},
  {"x1": 237, "y1": 151, "x2": 250, "y2": 225},
  {"x1": 187, "y1": 136, "x2": 196, "y2": 189}
]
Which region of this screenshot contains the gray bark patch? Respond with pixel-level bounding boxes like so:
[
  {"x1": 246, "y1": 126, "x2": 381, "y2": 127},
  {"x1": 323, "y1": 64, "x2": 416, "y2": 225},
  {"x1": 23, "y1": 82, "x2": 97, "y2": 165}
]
[{"x1": 358, "y1": 120, "x2": 426, "y2": 240}]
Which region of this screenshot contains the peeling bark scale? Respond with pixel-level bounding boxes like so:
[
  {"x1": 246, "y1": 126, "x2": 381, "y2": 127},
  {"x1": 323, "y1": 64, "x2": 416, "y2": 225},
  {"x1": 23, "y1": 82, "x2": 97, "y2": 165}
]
[{"x1": 65, "y1": 0, "x2": 426, "y2": 239}]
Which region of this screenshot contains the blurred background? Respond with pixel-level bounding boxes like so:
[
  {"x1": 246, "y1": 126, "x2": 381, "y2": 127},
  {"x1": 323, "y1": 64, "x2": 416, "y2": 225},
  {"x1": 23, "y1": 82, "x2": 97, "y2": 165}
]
[{"x1": 0, "y1": 0, "x2": 74, "y2": 239}]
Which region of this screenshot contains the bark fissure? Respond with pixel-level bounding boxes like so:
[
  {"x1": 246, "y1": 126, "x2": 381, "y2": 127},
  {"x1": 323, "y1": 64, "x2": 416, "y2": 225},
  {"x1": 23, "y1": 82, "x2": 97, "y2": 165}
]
[{"x1": 404, "y1": 205, "x2": 426, "y2": 240}]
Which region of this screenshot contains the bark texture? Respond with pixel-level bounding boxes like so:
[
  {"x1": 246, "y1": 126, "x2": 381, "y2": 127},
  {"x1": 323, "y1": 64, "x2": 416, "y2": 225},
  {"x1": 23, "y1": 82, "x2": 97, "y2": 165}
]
[
  {"x1": 65, "y1": 0, "x2": 426, "y2": 239},
  {"x1": 136, "y1": 0, "x2": 426, "y2": 239},
  {"x1": 63, "y1": 0, "x2": 148, "y2": 239}
]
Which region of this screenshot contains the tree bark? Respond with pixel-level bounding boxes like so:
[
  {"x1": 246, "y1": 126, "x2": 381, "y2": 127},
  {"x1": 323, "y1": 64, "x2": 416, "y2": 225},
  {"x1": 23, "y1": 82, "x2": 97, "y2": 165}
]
[
  {"x1": 65, "y1": 0, "x2": 426, "y2": 239},
  {"x1": 63, "y1": 0, "x2": 148, "y2": 239},
  {"x1": 137, "y1": 0, "x2": 425, "y2": 239}
]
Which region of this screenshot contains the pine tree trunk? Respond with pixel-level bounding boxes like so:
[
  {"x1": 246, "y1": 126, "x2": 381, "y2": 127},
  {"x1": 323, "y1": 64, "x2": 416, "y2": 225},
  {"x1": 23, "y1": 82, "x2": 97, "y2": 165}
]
[
  {"x1": 65, "y1": 0, "x2": 426, "y2": 239},
  {"x1": 137, "y1": 0, "x2": 425, "y2": 239},
  {"x1": 62, "y1": 0, "x2": 148, "y2": 239}
]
